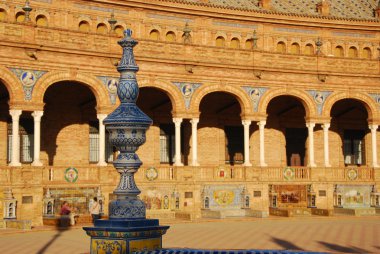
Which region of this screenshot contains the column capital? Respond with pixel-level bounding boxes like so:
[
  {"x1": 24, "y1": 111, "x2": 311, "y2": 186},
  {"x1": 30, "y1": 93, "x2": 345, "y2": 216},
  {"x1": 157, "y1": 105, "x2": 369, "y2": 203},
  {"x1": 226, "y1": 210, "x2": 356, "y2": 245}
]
[
  {"x1": 32, "y1": 110, "x2": 44, "y2": 119},
  {"x1": 190, "y1": 118, "x2": 199, "y2": 124},
  {"x1": 173, "y1": 118, "x2": 183, "y2": 125},
  {"x1": 97, "y1": 113, "x2": 108, "y2": 121},
  {"x1": 257, "y1": 120, "x2": 266, "y2": 127},
  {"x1": 322, "y1": 123, "x2": 330, "y2": 129},
  {"x1": 369, "y1": 124, "x2": 378, "y2": 131},
  {"x1": 9, "y1": 109, "x2": 22, "y2": 118},
  {"x1": 306, "y1": 122, "x2": 316, "y2": 128},
  {"x1": 242, "y1": 120, "x2": 251, "y2": 126}
]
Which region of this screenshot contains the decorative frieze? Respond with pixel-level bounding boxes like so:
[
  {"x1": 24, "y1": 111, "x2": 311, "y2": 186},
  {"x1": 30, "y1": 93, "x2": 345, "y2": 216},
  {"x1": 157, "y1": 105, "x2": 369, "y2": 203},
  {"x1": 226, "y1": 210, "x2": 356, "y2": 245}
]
[
  {"x1": 173, "y1": 82, "x2": 202, "y2": 109},
  {"x1": 307, "y1": 90, "x2": 332, "y2": 115},
  {"x1": 9, "y1": 68, "x2": 47, "y2": 101},
  {"x1": 97, "y1": 76, "x2": 118, "y2": 104},
  {"x1": 242, "y1": 86, "x2": 268, "y2": 112}
]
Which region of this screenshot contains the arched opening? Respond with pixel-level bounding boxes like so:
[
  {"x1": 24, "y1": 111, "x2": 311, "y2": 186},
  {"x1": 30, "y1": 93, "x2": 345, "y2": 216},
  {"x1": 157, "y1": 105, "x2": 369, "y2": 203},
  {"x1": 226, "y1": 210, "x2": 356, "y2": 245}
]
[
  {"x1": 362, "y1": 47, "x2": 371, "y2": 59},
  {"x1": 36, "y1": 14, "x2": 48, "y2": 26},
  {"x1": 115, "y1": 25, "x2": 124, "y2": 37},
  {"x1": 216, "y1": 36, "x2": 225, "y2": 47},
  {"x1": 165, "y1": 31, "x2": 176, "y2": 42},
  {"x1": 276, "y1": 41, "x2": 286, "y2": 53},
  {"x1": 0, "y1": 80, "x2": 9, "y2": 165},
  {"x1": 290, "y1": 43, "x2": 300, "y2": 54},
  {"x1": 245, "y1": 39, "x2": 253, "y2": 49},
  {"x1": 149, "y1": 29, "x2": 159, "y2": 40},
  {"x1": 230, "y1": 37, "x2": 240, "y2": 49},
  {"x1": 348, "y1": 46, "x2": 358, "y2": 58},
  {"x1": 96, "y1": 23, "x2": 107, "y2": 34},
  {"x1": 199, "y1": 92, "x2": 243, "y2": 165},
  {"x1": 136, "y1": 87, "x2": 178, "y2": 165},
  {"x1": 266, "y1": 96, "x2": 307, "y2": 167},
  {"x1": 79, "y1": 21, "x2": 90, "y2": 32},
  {"x1": 42, "y1": 82, "x2": 97, "y2": 166},
  {"x1": 15, "y1": 12, "x2": 25, "y2": 23},
  {"x1": 304, "y1": 44, "x2": 314, "y2": 55},
  {"x1": 330, "y1": 99, "x2": 368, "y2": 167},
  {"x1": 334, "y1": 46, "x2": 344, "y2": 57},
  {"x1": 0, "y1": 9, "x2": 7, "y2": 21}
]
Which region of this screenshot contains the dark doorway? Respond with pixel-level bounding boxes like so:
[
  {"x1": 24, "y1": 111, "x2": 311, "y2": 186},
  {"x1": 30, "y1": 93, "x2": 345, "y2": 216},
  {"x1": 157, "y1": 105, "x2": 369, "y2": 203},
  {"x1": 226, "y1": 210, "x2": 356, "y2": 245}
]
[
  {"x1": 225, "y1": 125, "x2": 244, "y2": 165},
  {"x1": 286, "y1": 128, "x2": 307, "y2": 166}
]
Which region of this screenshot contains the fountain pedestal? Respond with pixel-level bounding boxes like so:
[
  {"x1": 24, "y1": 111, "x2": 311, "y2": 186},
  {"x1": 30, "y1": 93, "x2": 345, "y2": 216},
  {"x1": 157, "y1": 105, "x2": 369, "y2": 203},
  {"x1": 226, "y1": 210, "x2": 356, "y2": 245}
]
[{"x1": 83, "y1": 29, "x2": 169, "y2": 254}]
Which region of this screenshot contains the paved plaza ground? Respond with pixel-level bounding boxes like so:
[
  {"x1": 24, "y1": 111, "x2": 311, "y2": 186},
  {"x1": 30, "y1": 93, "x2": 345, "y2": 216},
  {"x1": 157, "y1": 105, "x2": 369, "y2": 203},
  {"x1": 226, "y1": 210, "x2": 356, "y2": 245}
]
[{"x1": 0, "y1": 216, "x2": 379, "y2": 254}]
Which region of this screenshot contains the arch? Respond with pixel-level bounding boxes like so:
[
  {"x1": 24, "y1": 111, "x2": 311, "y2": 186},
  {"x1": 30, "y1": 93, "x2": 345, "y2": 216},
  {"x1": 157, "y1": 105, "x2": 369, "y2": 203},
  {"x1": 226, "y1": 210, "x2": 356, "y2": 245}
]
[
  {"x1": 96, "y1": 23, "x2": 108, "y2": 34},
  {"x1": 36, "y1": 14, "x2": 48, "y2": 26},
  {"x1": 334, "y1": 46, "x2": 344, "y2": 57},
  {"x1": 290, "y1": 43, "x2": 300, "y2": 54},
  {"x1": 138, "y1": 78, "x2": 184, "y2": 115},
  {"x1": 362, "y1": 47, "x2": 371, "y2": 59},
  {"x1": 165, "y1": 31, "x2": 176, "y2": 42},
  {"x1": 0, "y1": 8, "x2": 7, "y2": 21},
  {"x1": 79, "y1": 20, "x2": 90, "y2": 32},
  {"x1": 245, "y1": 39, "x2": 253, "y2": 49},
  {"x1": 304, "y1": 43, "x2": 314, "y2": 55},
  {"x1": 230, "y1": 37, "x2": 240, "y2": 49},
  {"x1": 216, "y1": 36, "x2": 225, "y2": 47},
  {"x1": 276, "y1": 41, "x2": 286, "y2": 53},
  {"x1": 322, "y1": 91, "x2": 378, "y2": 120},
  {"x1": 149, "y1": 29, "x2": 160, "y2": 40},
  {"x1": 115, "y1": 25, "x2": 124, "y2": 37},
  {"x1": 15, "y1": 11, "x2": 25, "y2": 23},
  {"x1": 33, "y1": 71, "x2": 110, "y2": 111},
  {"x1": 189, "y1": 84, "x2": 252, "y2": 117},
  {"x1": 0, "y1": 66, "x2": 23, "y2": 104},
  {"x1": 257, "y1": 88, "x2": 317, "y2": 118},
  {"x1": 348, "y1": 46, "x2": 358, "y2": 58}
]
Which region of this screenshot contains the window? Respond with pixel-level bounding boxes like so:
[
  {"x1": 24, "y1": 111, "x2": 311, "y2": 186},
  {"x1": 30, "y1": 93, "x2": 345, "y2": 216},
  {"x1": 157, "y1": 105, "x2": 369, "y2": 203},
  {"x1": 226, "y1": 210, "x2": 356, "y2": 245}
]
[
  {"x1": 149, "y1": 29, "x2": 159, "y2": 40},
  {"x1": 160, "y1": 124, "x2": 175, "y2": 164},
  {"x1": 254, "y1": 191, "x2": 262, "y2": 197},
  {"x1": 344, "y1": 130, "x2": 365, "y2": 165},
  {"x1": 89, "y1": 122, "x2": 99, "y2": 163},
  {"x1": 36, "y1": 15, "x2": 47, "y2": 26},
  {"x1": 348, "y1": 46, "x2": 358, "y2": 58},
  {"x1": 225, "y1": 126, "x2": 244, "y2": 165},
  {"x1": 16, "y1": 12, "x2": 25, "y2": 23},
  {"x1": 115, "y1": 25, "x2": 124, "y2": 37},
  {"x1": 230, "y1": 38, "x2": 240, "y2": 49},
  {"x1": 0, "y1": 9, "x2": 7, "y2": 21},
  {"x1": 276, "y1": 41, "x2": 286, "y2": 53},
  {"x1": 290, "y1": 43, "x2": 300, "y2": 54},
  {"x1": 216, "y1": 36, "x2": 225, "y2": 47},
  {"x1": 245, "y1": 39, "x2": 253, "y2": 49},
  {"x1": 362, "y1": 47, "x2": 371, "y2": 59},
  {"x1": 96, "y1": 23, "x2": 108, "y2": 34},
  {"x1": 185, "y1": 192, "x2": 193, "y2": 198},
  {"x1": 304, "y1": 44, "x2": 314, "y2": 55},
  {"x1": 166, "y1": 31, "x2": 176, "y2": 42},
  {"x1": 79, "y1": 21, "x2": 90, "y2": 32},
  {"x1": 334, "y1": 46, "x2": 344, "y2": 57}
]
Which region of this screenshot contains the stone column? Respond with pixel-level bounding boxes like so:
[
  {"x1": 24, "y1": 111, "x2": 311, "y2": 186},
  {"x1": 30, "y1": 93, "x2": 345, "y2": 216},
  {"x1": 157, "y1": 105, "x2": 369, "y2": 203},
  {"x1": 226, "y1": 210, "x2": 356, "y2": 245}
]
[
  {"x1": 322, "y1": 123, "x2": 331, "y2": 167},
  {"x1": 258, "y1": 120, "x2": 267, "y2": 167},
  {"x1": 173, "y1": 118, "x2": 183, "y2": 166},
  {"x1": 369, "y1": 124, "x2": 379, "y2": 168},
  {"x1": 97, "y1": 114, "x2": 107, "y2": 166},
  {"x1": 31, "y1": 111, "x2": 43, "y2": 166},
  {"x1": 242, "y1": 120, "x2": 252, "y2": 166},
  {"x1": 190, "y1": 118, "x2": 199, "y2": 166},
  {"x1": 9, "y1": 110, "x2": 22, "y2": 166},
  {"x1": 306, "y1": 122, "x2": 316, "y2": 167}
]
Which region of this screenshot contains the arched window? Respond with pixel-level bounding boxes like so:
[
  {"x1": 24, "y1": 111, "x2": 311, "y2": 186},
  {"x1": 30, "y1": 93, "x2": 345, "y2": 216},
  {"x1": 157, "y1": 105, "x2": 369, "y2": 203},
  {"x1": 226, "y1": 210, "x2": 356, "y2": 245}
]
[
  {"x1": 0, "y1": 9, "x2": 7, "y2": 21},
  {"x1": 79, "y1": 21, "x2": 90, "y2": 32},
  {"x1": 276, "y1": 41, "x2": 286, "y2": 53},
  {"x1": 334, "y1": 46, "x2": 344, "y2": 57},
  {"x1": 362, "y1": 47, "x2": 371, "y2": 59},
  {"x1": 230, "y1": 37, "x2": 240, "y2": 49},
  {"x1": 149, "y1": 29, "x2": 159, "y2": 40},
  {"x1": 16, "y1": 12, "x2": 25, "y2": 23},
  {"x1": 96, "y1": 23, "x2": 108, "y2": 34},
  {"x1": 304, "y1": 44, "x2": 314, "y2": 55},
  {"x1": 166, "y1": 31, "x2": 176, "y2": 42},
  {"x1": 245, "y1": 39, "x2": 253, "y2": 49},
  {"x1": 348, "y1": 46, "x2": 358, "y2": 58},
  {"x1": 115, "y1": 25, "x2": 124, "y2": 37},
  {"x1": 216, "y1": 36, "x2": 225, "y2": 47},
  {"x1": 36, "y1": 15, "x2": 48, "y2": 26},
  {"x1": 290, "y1": 43, "x2": 300, "y2": 54}
]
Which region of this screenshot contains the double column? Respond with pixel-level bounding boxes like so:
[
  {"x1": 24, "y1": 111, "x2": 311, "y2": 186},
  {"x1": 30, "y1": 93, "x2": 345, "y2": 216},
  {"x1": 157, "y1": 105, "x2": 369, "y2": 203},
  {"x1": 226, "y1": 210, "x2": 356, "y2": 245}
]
[
  {"x1": 9, "y1": 110, "x2": 22, "y2": 166},
  {"x1": 31, "y1": 111, "x2": 44, "y2": 166},
  {"x1": 306, "y1": 122, "x2": 316, "y2": 167},
  {"x1": 369, "y1": 124, "x2": 379, "y2": 168},
  {"x1": 173, "y1": 118, "x2": 183, "y2": 166},
  {"x1": 97, "y1": 114, "x2": 107, "y2": 166}
]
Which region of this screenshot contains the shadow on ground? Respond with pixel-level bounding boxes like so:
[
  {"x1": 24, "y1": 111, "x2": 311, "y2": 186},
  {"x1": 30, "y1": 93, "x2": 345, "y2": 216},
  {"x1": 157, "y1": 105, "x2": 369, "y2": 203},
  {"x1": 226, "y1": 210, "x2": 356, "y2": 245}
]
[
  {"x1": 271, "y1": 236, "x2": 304, "y2": 251},
  {"x1": 318, "y1": 241, "x2": 370, "y2": 253},
  {"x1": 36, "y1": 218, "x2": 72, "y2": 254}
]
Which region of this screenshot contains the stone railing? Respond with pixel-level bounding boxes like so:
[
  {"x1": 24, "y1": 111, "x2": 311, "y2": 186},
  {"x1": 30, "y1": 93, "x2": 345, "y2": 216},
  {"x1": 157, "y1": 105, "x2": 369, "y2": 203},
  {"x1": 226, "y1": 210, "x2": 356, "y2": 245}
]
[{"x1": 0, "y1": 22, "x2": 378, "y2": 76}]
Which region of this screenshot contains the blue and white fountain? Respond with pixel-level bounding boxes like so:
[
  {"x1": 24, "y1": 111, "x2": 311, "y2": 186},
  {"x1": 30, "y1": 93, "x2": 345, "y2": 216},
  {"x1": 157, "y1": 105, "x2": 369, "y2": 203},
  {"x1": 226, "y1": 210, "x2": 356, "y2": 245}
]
[{"x1": 83, "y1": 29, "x2": 169, "y2": 254}]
